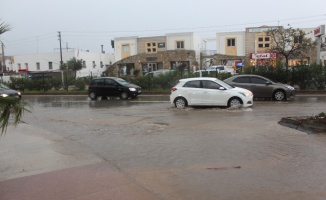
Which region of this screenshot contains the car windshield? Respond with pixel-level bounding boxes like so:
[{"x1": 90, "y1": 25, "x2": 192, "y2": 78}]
[
  {"x1": 219, "y1": 80, "x2": 234, "y2": 89},
  {"x1": 263, "y1": 76, "x2": 273, "y2": 83},
  {"x1": 115, "y1": 78, "x2": 129, "y2": 85}
]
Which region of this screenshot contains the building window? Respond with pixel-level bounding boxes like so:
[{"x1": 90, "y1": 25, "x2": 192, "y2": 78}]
[
  {"x1": 294, "y1": 36, "x2": 302, "y2": 44},
  {"x1": 176, "y1": 41, "x2": 184, "y2": 49},
  {"x1": 257, "y1": 36, "x2": 271, "y2": 49},
  {"x1": 100, "y1": 61, "x2": 103, "y2": 68},
  {"x1": 83, "y1": 61, "x2": 86, "y2": 68},
  {"x1": 227, "y1": 38, "x2": 236, "y2": 46},
  {"x1": 146, "y1": 42, "x2": 157, "y2": 53},
  {"x1": 25, "y1": 63, "x2": 28, "y2": 69},
  {"x1": 158, "y1": 42, "x2": 165, "y2": 48},
  {"x1": 36, "y1": 62, "x2": 40, "y2": 70},
  {"x1": 18, "y1": 63, "x2": 21, "y2": 70},
  {"x1": 122, "y1": 45, "x2": 130, "y2": 52},
  {"x1": 93, "y1": 61, "x2": 96, "y2": 68},
  {"x1": 48, "y1": 62, "x2": 52, "y2": 69}
]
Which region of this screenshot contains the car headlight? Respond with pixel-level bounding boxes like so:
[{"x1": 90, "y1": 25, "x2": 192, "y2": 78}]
[
  {"x1": 18, "y1": 92, "x2": 21, "y2": 95},
  {"x1": 129, "y1": 88, "x2": 136, "y2": 91},
  {"x1": 239, "y1": 92, "x2": 253, "y2": 97},
  {"x1": 285, "y1": 85, "x2": 295, "y2": 90},
  {"x1": 1, "y1": 94, "x2": 9, "y2": 97}
]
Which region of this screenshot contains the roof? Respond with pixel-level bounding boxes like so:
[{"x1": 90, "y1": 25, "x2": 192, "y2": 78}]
[{"x1": 179, "y1": 77, "x2": 218, "y2": 81}]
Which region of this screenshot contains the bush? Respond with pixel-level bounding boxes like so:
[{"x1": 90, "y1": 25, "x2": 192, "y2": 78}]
[
  {"x1": 74, "y1": 78, "x2": 87, "y2": 90},
  {"x1": 49, "y1": 78, "x2": 62, "y2": 90}
]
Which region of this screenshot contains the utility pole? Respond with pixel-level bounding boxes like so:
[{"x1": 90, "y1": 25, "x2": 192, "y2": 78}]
[
  {"x1": 58, "y1": 31, "x2": 63, "y2": 67},
  {"x1": 1, "y1": 42, "x2": 5, "y2": 73},
  {"x1": 58, "y1": 31, "x2": 64, "y2": 86}
]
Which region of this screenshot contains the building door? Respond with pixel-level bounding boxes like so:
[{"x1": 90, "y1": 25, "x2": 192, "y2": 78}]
[{"x1": 147, "y1": 63, "x2": 157, "y2": 72}]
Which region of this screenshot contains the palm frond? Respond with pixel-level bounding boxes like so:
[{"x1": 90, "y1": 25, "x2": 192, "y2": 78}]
[{"x1": 0, "y1": 98, "x2": 31, "y2": 137}]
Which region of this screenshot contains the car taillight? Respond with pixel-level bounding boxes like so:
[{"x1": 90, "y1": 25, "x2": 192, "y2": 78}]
[{"x1": 171, "y1": 87, "x2": 177, "y2": 92}]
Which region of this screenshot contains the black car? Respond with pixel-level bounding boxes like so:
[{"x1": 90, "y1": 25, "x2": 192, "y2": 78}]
[
  {"x1": 224, "y1": 74, "x2": 295, "y2": 101},
  {"x1": 0, "y1": 84, "x2": 21, "y2": 98},
  {"x1": 88, "y1": 77, "x2": 141, "y2": 100}
]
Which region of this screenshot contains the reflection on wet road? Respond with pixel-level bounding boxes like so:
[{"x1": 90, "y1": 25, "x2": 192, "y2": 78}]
[{"x1": 22, "y1": 95, "x2": 326, "y2": 200}]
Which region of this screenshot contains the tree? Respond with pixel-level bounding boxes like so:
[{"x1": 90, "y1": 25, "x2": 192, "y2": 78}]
[
  {"x1": 0, "y1": 19, "x2": 12, "y2": 71},
  {"x1": 0, "y1": 20, "x2": 30, "y2": 137},
  {"x1": 0, "y1": 19, "x2": 11, "y2": 38},
  {"x1": 66, "y1": 57, "x2": 83, "y2": 79},
  {"x1": 0, "y1": 98, "x2": 31, "y2": 137},
  {"x1": 266, "y1": 26, "x2": 315, "y2": 81}
]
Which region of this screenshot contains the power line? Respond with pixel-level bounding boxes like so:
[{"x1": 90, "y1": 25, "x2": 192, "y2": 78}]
[
  {"x1": 3, "y1": 14, "x2": 325, "y2": 44},
  {"x1": 61, "y1": 14, "x2": 326, "y2": 34}
]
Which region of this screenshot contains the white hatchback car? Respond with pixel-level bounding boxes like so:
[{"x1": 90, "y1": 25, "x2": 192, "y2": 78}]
[{"x1": 170, "y1": 77, "x2": 253, "y2": 108}]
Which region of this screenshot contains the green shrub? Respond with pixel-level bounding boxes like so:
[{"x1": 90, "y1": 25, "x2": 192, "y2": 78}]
[
  {"x1": 49, "y1": 78, "x2": 62, "y2": 90},
  {"x1": 74, "y1": 78, "x2": 87, "y2": 90}
]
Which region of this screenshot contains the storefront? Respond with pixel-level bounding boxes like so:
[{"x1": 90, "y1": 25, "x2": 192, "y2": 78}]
[{"x1": 249, "y1": 52, "x2": 278, "y2": 66}]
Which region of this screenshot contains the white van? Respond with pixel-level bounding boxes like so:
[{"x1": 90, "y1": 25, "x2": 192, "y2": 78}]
[{"x1": 206, "y1": 65, "x2": 236, "y2": 75}]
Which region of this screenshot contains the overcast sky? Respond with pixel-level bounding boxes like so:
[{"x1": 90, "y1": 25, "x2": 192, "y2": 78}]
[{"x1": 1, "y1": 0, "x2": 326, "y2": 56}]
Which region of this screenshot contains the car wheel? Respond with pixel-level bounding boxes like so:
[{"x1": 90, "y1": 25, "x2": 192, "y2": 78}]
[
  {"x1": 273, "y1": 90, "x2": 285, "y2": 101},
  {"x1": 89, "y1": 92, "x2": 97, "y2": 100},
  {"x1": 174, "y1": 97, "x2": 187, "y2": 109},
  {"x1": 120, "y1": 92, "x2": 129, "y2": 100},
  {"x1": 228, "y1": 97, "x2": 242, "y2": 108}
]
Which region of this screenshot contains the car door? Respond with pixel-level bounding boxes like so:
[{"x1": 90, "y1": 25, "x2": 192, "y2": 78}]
[
  {"x1": 90, "y1": 79, "x2": 106, "y2": 96},
  {"x1": 231, "y1": 76, "x2": 252, "y2": 91},
  {"x1": 182, "y1": 80, "x2": 202, "y2": 105},
  {"x1": 250, "y1": 76, "x2": 274, "y2": 97},
  {"x1": 201, "y1": 80, "x2": 226, "y2": 105},
  {"x1": 104, "y1": 78, "x2": 119, "y2": 97}
]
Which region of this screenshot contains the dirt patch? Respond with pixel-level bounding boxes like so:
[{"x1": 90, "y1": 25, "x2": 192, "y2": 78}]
[{"x1": 279, "y1": 116, "x2": 326, "y2": 134}]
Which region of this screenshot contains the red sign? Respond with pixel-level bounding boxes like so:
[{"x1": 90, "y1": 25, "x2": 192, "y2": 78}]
[
  {"x1": 314, "y1": 25, "x2": 325, "y2": 37},
  {"x1": 250, "y1": 53, "x2": 278, "y2": 59},
  {"x1": 314, "y1": 27, "x2": 321, "y2": 36}
]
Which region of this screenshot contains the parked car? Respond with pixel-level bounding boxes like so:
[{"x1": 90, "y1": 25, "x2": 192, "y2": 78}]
[
  {"x1": 170, "y1": 77, "x2": 253, "y2": 108},
  {"x1": 193, "y1": 70, "x2": 221, "y2": 77},
  {"x1": 206, "y1": 65, "x2": 236, "y2": 75},
  {"x1": 88, "y1": 77, "x2": 141, "y2": 100},
  {"x1": 224, "y1": 74, "x2": 295, "y2": 101},
  {"x1": 144, "y1": 69, "x2": 176, "y2": 77},
  {"x1": 0, "y1": 83, "x2": 21, "y2": 98}
]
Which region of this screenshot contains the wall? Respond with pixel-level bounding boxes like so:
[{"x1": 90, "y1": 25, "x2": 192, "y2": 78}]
[
  {"x1": 166, "y1": 32, "x2": 194, "y2": 50},
  {"x1": 137, "y1": 36, "x2": 166, "y2": 53},
  {"x1": 11, "y1": 50, "x2": 114, "y2": 78},
  {"x1": 114, "y1": 37, "x2": 138, "y2": 62},
  {"x1": 216, "y1": 31, "x2": 245, "y2": 56}
]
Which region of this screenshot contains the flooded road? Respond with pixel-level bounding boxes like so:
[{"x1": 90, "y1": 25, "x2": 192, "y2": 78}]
[{"x1": 21, "y1": 95, "x2": 326, "y2": 200}]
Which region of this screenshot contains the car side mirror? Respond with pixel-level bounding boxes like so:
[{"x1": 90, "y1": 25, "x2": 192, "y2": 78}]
[
  {"x1": 266, "y1": 81, "x2": 271, "y2": 85},
  {"x1": 219, "y1": 86, "x2": 226, "y2": 90}
]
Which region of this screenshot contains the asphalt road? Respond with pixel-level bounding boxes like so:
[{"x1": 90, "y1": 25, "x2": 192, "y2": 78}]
[{"x1": 1, "y1": 94, "x2": 326, "y2": 200}]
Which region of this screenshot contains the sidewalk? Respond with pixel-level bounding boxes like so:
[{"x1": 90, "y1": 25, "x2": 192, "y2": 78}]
[{"x1": 0, "y1": 124, "x2": 160, "y2": 200}]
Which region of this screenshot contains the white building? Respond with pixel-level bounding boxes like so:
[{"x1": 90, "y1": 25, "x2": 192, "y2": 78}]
[
  {"x1": 216, "y1": 31, "x2": 246, "y2": 57},
  {"x1": 111, "y1": 32, "x2": 203, "y2": 74},
  {"x1": 10, "y1": 49, "x2": 114, "y2": 78},
  {"x1": 114, "y1": 32, "x2": 202, "y2": 64},
  {"x1": 165, "y1": 32, "x2": 202, "y2": 62}
]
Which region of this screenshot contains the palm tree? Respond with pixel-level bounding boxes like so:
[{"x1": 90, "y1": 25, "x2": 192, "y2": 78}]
[
  {"x1": 1, "y1": 19, "x2": 11, "y2": 72},
  {"x1": 0, "y1": 19, "x2": 30, "y2": 137},
  {"x1": 0, "y1": 97, "x2": 31, "y2": 137},
  {"x1": 0, "y1": 19, "x2": 11, "y2": 36}
]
